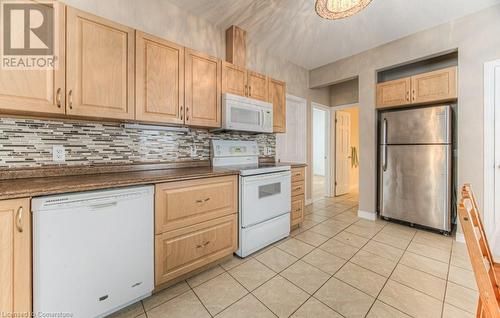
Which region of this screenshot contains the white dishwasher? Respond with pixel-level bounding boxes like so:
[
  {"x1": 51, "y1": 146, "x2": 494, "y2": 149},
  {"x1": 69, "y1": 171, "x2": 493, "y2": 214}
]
[{"x1": 32, "y1": 185, "x2": 154, "y2": 318}]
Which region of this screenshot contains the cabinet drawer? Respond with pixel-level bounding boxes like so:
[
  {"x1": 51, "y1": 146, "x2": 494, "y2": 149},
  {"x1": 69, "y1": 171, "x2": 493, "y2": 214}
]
[
  {"x1": 291, "y1": 167, "x2": 305, "y2": 182},
  {"x1": 155, "y1": 214, "x2": 237, "y2": 286},
  {"x1": 155, "y1": 176, "x2": 238, "y2": 234},
  {"x1": 291, "y1": 196, "x2": 304, "y2": 226},
  {"x1": 291, "y1": 181, "x2": 305, "y2": 197}
]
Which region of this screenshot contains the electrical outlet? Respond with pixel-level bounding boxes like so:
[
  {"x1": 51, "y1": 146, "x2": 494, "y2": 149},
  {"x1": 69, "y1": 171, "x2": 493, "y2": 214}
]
[
  {"x1": 264, "y1": 146, "x2": 272, "y2": 156},
  {"x1": 52, "y1": 145, "x2": 65, "y2": 162}
]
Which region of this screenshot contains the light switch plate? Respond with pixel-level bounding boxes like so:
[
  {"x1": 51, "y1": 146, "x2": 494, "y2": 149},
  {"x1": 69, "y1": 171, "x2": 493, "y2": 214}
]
[{"x1": 52, "y1": 145, "x2": 65, "y2": 162}]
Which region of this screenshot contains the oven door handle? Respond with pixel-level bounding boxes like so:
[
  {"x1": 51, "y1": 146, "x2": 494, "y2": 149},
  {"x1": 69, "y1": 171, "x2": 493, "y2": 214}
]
[{"x1": 242, "y1": 171, "x2": 291, "y2": 184}]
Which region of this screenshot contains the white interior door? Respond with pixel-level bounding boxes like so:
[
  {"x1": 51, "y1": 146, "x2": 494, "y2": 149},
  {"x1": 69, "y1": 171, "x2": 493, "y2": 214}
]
[
  {"x1": 335, "y1": 111, "x2": 351, "y2": 196},
  {"x1": 276, "y1": 95, "x2": 307, "y2": 164}
]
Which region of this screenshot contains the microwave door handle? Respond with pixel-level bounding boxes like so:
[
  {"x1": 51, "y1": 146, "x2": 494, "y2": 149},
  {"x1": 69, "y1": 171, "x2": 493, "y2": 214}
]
[{"x1": 259, "y1": 110, "x2": 264, "y2": 126}]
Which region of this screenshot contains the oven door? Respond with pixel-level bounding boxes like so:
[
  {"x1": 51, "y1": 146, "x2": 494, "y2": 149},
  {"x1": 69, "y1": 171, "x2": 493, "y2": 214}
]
[
  {"x1": 226, "y1": 104, "x2": 264, "y2": 132},
  {"x1": 240, "y1": 171, "x2": 291, "y2": 228}
]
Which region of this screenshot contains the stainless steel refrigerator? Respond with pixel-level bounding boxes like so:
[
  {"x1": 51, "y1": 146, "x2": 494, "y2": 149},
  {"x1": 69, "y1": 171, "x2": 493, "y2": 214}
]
[{"x1": 379, "y1": 105, "x2": 452, "y2": 233}]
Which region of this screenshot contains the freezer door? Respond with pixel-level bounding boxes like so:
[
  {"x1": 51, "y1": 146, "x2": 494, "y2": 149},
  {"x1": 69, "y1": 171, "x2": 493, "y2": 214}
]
[
  {"x1": 380, "y1": 144, "x2": 451, "y2": 231},
  {"x1": 380, "y1": 105, "x2": 451, "y2": 144}
]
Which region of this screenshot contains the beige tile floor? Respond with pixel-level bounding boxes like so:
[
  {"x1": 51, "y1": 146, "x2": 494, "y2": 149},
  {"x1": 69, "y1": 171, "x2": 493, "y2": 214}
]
[{"x1": 108, "y1": 193, "x2": 478, "y2": 318}]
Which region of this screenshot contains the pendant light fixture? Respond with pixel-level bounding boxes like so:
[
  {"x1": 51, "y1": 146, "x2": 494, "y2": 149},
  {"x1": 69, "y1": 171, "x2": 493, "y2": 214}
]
[{"x1": 315, "y1": 0, "x2": 373, "y2": 20}]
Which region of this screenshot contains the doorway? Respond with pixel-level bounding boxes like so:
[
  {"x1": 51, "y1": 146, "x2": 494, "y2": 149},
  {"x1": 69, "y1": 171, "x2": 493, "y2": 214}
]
[
  {"x1": 312, "y1": 103, "x2": 331, "y2": 201},
  {"x1": 334, "y1": 106, "x2": 359, "y2": 197}
]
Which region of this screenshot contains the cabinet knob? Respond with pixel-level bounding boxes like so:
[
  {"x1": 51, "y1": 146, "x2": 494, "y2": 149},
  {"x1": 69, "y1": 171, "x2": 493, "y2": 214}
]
[
  {"x1": 16, "y1": 207, "x2": 23, "y2": 233},
  {"x1": 56, "y1": 88, "x2": 62, "y2": 108}
]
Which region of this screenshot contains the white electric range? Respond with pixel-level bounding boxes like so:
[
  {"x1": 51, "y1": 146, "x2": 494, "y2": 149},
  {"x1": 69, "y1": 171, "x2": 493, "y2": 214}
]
[{"x1": 211, "y1": 140, "x2": 291, "y2": 257}]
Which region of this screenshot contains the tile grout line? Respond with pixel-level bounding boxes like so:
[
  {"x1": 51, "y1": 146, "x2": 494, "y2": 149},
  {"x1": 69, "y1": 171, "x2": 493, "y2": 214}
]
[{"x1": 360, "y1": 223, "x2": 417, "y2": 318}]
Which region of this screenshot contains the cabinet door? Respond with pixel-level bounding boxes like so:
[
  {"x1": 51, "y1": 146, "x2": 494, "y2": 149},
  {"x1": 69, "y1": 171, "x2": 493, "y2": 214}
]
[
  {"x1": 247, "y1": 71, "x2": 269, "y2": 102},
  {"x1": 66, "y1": 7, "x2": 135, "y2": 120},
  {"x1": 376, "y1": 78, "x2": 411, "y2": 108},
  {"x1": 155, "y1": 214, "x2": 237, "y2": 286},
  {"x1": 269, "y1": 78, "x2": 286, "y2": 133},
  {"x1": 221, "y1": 61, "x2": 247, "y2": 97},
  {"x1": 0, "y1": 198, "x2": 31, "y2": 314},
  {"x1": 136, "y1": 32, "x2": 184, "y2": 124},
  {"x1": 0, "y1": 2, "x2": 65, "y2": 115},
  {"x1": 411, "y1": 66, "x2": 457, "y2": 104},
  {"x1": 185, "y1": 49, "x2": 221, "y2": 128}
]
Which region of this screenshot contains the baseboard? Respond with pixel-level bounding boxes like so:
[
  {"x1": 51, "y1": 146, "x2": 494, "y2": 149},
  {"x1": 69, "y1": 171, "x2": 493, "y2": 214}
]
[
  {"x1": 455, "y1": 232, "x2": 465, "y2": 243},
  {"x1": 358, "y1": 209, "x2": 376, "y2": 221}
]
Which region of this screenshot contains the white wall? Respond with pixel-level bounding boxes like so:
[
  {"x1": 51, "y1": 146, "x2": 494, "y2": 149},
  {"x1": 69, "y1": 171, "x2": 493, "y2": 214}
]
[
  {"x1": 310, "y1": 5, "x2": 500, "y2": 222},
  {"x1": 313, "y1": 108, "x2": 326, "y2": 176}
]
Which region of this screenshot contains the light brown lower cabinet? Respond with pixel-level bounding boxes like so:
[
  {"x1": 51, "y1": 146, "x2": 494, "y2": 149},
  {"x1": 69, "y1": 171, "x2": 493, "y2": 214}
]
[
  {"x1": 0, "y1": 198, "x2": 31, "y2": 314},
  {"x1": 154, "y1": 176, "x2": 238, "y2": 286},
  {"x1": 155, "y1": 214, "x2": 237, "y2": 286},
  {"x1": 290, "y1": 167, "x2": 305, "y2": 228}
]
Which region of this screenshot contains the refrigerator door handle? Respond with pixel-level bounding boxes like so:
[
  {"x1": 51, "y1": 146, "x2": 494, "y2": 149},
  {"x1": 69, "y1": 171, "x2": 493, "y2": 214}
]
[
  {"x1": 383, "y1": 144, "x2": 388, "y2": 172},
  {"x1": 383, "y1": 118, "x2": 388, "y2": 144},
  {"x1": 382, "y1": 118, "x2": 388, "y2": 171}
]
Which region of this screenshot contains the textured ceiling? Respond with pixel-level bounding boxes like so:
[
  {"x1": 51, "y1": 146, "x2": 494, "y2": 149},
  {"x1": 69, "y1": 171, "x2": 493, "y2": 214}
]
[{"x1": 165, "y1": 0, "x2": 500, "y2": 69}]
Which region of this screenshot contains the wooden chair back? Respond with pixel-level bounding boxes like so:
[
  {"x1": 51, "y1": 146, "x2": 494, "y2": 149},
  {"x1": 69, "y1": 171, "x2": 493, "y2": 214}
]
[{"x1": 459, "y1": 184, "x2": 500, "y2": 317}]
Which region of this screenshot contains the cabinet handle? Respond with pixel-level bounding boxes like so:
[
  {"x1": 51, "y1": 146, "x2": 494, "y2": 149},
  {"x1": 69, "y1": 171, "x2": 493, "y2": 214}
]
[
  {"x1": 406, "y1": 91, "x2": 409, "y2": 102},
  {"x1": 412, "y1": 90, "x2": 416, "y2": 101},
  {"x1": 245, "y1": 85, "x2": 248, "y2": 96},
  {"x1": 180, "y1": 106, "x2": 184, "y2": 121},
  {"x1": 196, "y1": 241, "x2": 210, "y2": 248},
  {"x1": 16, "y1": 207, "x2": 23, "y2": 233},
  {"x1": 186, "y1": 107, "x2": 189, "y2": 121},
  {"x1": 68, "y1": 90, "x2": 73, "y2": 109},
  {"x1": 196, "y1": 197, "x2": 211, "y2": 203},
  {"x1": 249, "y1": 86, "x2": 252, "y2": 96},
  {"x1": 56, "y1": 88, "x2": 62, "y2": 108}
]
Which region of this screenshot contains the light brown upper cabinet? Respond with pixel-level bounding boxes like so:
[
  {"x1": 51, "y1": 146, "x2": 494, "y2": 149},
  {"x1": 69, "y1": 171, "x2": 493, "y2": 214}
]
[
  {"x1": 376, "y1": 66, "x2": 457, "y2": 109},
  {"x1": 376, "y1": 78, "x2": 411, "y2": 108},
  {"x1": 411, "y1": 66, "x2": 457, "y2": 104},
  {"x1": 0, "y1": 2, "x2": 65, "y2": 115},
  {"x1": 66, "y1": 7, "x2": 135, "y2": 120},
  {"x1": 221, "y1": 61, "x2": 247, "y2": 97},
  {"x1": 0, "y1": 198, "x2": 31, "y2": 315},
  {"x1": 247, "y1": 71, "x2": 269, "y2": 102},
  {"x1": 185, "y1": 49, "x2": 221, "y2": 128},
  {"x1": 136, "y1": 32, "x2": 184, "y2": 124},
  {"x1": 269, "y1": 78, "x2": 286, "y2": 133},
  {"x1": 221, "y1": 62, "x2": 269, "y2": 102}
]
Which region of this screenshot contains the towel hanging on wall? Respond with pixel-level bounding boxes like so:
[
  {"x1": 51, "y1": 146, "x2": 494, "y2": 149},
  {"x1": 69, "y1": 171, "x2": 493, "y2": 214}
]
[{"x1": 351, "y1": 146, "x2": 359, "y2": 168}]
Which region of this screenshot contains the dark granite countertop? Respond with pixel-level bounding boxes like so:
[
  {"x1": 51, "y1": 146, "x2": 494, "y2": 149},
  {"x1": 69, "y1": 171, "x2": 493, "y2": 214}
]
[
  {"x1": 0, "y1": 166, "x2": 240, "y2": 200},
  {"x1": 0, "y1": 161, "x2": 307, "y2": 200}
]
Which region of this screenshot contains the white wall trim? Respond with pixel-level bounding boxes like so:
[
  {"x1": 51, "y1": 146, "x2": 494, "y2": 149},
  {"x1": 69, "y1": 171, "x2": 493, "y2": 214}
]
[
  {"x1": 484, "y1": 59, "x2": 500, "y2": 239},
  {"x1": 286, "y1": 93, "x2": 307, "y2": 104},
  {"x1": 358, "y1": 209, "x2": 376, "y2": 221},
  {"x1": 312, "y1": 102, "x2": 333, "y2": 197},
  {"x1": 455, "y1": 232, "x2": 465, "y2": 243}
]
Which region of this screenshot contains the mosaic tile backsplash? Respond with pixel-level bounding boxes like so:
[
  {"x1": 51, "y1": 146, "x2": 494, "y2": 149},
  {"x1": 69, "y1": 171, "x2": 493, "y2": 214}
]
[{"x1": 0, "y1": 117, "x2": 276, "y2": 169}]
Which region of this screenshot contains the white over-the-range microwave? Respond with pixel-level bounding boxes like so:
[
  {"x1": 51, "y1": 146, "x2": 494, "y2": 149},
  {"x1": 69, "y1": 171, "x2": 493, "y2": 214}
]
[{"x1": 219, "y1": 93, "x2": 273, "y2": 133}]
